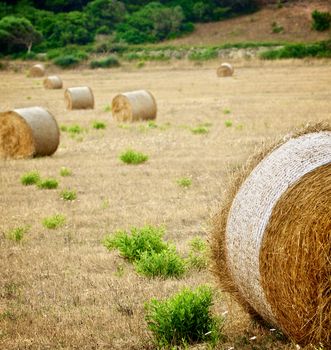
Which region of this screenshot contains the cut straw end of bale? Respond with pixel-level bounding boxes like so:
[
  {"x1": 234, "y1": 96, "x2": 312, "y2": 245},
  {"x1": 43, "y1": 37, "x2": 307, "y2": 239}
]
[
  {"x1": 29, "y1": 64, "x2": 45, "y2": 78},
  {"x1": 111, "y1": 90, "x2": 157, "y2": 122},
  {"x1": 217, "y1": 63, "x2": 234, "y2": 77},
  {"x1": 64, "y1": 87, "x2": 94, "y2": 110},
  {"x1": 0, "y1": 107, "x2": 60, "y2": 159},
  {"x1": 43, "y1": 75, "x2": 63, "y2": 89},
  {"x1": 210, "y1": 122, "x2": 331, "y2": 347}
]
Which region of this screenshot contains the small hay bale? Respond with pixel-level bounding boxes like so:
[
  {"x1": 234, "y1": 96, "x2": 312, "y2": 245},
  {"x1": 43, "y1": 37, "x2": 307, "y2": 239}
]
[
  {"x1": 112, "y1": 90, "x2": 157, "y2": 122},
  {"x1": 29, "y1": 64, "x2": 45, "y2": 77},
  {"x1": 211, "y1": 122, "x2": 331, "y2": 347},
  {"x1": 43, "y1": 75, "x2": 63, "y2": 89},
  {"x1": 217, "y1": 63, "x2": 233, "y2": 77},
  {"x1": 0, "y1": 107, "x2": 60, "y2": 159},
  {"x1": 64, "y1": 87, "x2": 94, "y2": 110}
]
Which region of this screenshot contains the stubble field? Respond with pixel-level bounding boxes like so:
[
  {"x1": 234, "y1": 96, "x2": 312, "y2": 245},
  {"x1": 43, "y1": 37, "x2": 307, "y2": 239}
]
[{"x1": 1, "y1": 59, "x2": 331, "y2": 349}]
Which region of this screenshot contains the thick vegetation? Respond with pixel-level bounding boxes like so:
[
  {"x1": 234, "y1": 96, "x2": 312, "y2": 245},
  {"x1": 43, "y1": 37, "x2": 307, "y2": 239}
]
[{"x1": 0, "y1": 0, "x2": 258, "y2": 54}]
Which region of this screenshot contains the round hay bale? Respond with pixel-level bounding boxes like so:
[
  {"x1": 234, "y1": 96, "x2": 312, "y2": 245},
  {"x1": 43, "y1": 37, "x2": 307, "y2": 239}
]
[
  {"x1": 0, "y1": 107, "x2": 60, "y2": 159},
  {"x1": 43, "y1": 75, "x2": 63, "y2": 89},
  {"x1": 211, "y1": 122, "x2": 331, "y2": 347},
  {"x1": 64, "y1": 87, "x2": 94, "y2": 110},
  {"x1": 29, "y1": 64, "x2": 45, "y2": 77},
  {"x1": 112, "y1": 90, "x2": 157, "y2": 122},
  {"x1": 217, "y1": 63, "x2": 233, "y2": 77}
]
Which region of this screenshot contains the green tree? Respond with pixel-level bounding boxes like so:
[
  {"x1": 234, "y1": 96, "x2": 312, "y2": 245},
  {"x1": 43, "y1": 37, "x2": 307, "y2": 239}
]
[{"x1": 0, "y1": 16, "x2": 42, "y2": 53}]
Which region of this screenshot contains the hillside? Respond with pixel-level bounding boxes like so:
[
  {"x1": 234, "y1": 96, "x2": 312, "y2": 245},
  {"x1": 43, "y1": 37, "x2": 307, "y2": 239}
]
[{"x1": 162, "y1": 0, "x2": 331, "y2": 46}]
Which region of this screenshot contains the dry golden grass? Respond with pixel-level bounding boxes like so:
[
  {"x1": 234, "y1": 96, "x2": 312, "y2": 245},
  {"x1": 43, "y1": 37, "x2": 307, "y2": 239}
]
[{"x1": 0, "y1": 59, "x2": 330, "y2": 349}]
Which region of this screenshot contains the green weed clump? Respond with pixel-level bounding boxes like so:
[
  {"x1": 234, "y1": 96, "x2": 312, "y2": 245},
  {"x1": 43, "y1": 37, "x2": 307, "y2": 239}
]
[
  {"x1": 60, "y1": 189, "x2": 77, "y2": 201},
  {"x1": 6, "y1": 226, "x2": 29, "y2": 242},
  {"x1": 42, "y1": 214, "x2": 66, "y2": 229},
  {"x1": 60, "y1": 167, "x2": 72, "y2": 177},
  {"x1": 120, "y1": 149, "x2": 148, "y2": 164},
  {"x1": 224, "y1": 120, "x2": 233, "y2": 127},
  {"x1": 312, "y1": 10, "x2": 331, "y2": 31},
  {"x1": 145, "y1": 285, "x2": 222, "y2": 348},
  {"x1": 21, "y1": 171, "x2": 40, "y2": 185},
  {"x1": 104, "y1": 104, "x2": 111, "y2": 112},
  {"x1": 53, "y1": 55, "x2": 81, "y2": 68},
  {"x1": 90, "y1": 55, "x2": 120, "y2": 69},
  {"x1": 191, "y1": 126, "x2": 209, "y2": 135},
  {"x1": 37, "y1": 178, "x2": 58, "y2": 189},
  {"x1": 92, "y1": 121, "x2": 106, "y2": 129},
  {"x1": 177, "y1": 177, "x2": 192, "y2": 188},
  {"x1": 186, "y1": 237, "x2": 208, "y2": 271}
]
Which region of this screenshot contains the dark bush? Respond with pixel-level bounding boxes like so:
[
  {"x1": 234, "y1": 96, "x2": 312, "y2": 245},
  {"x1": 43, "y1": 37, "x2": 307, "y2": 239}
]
[
  {"x1": 90, "y1": 55, "x2": 120, "y2": 68},
  {"x1": 53, "y1": 55, "x2": 81, "y2": 68},
  {"x1": 312, "y1": 10, "x2": 331, "y2": 31}
]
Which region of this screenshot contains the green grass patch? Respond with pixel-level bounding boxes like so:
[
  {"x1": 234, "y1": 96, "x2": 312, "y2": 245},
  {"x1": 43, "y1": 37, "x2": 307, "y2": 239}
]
[
  {"x1": 223, "y1": 108, "x2": 231, "y2": 115},
  {"x1": 191, "y1": 126, "x2": 209, "y2": 134},
  {"x1": 53, "y1": 55, "x2": 82, "y2": 68},
  {"x1": 21, "y1": 171, "x2": 40, "y2": 186},
  {"x1": 103, "y1": 104, "x2": 111, "y2": 112},
  {"x1": 177, "y1": 177, "x2": 192, "y2": 188},
  {"x1": 60, "y1": 167, "x2": 72, "y2": 177},
  {"x1": 42, "y1": 214, "x2": 66, "y2": 229},
  {"x1": 186, "y1": 237, "x2": 208, "y2": 271},
  {"x1": 6, "y1": 226, "x2": 29, "y2": 242},
  {"x1": 120, "y1": 149, "x2": 148, "y2": 164},
  {"x1": 188, "y1": 48, "x2": 218, "y2": 61},
  {"x1": 224, "y1": 120, "x2": 233, "y2": 127},
  {"x1": 145, "y1": 285, "x2": 222, "y2": 348},
  {"x1": 37, "y1": 178, "x2": 58, "y2": 189},
  {"x1": 90, "y1": 55, "x2": 120, "y2": 69},
  {"x1": 92, "y1": 121, "x2": 107, "y2": 129},
  {"x1": 60, "y1": 189, "x2": 77, "y2": 201}
]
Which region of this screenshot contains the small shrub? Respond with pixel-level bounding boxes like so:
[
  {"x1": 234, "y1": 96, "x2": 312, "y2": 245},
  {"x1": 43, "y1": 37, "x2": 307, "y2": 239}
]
[
  {"x1": 145, "y1": 285, "x2": 222, "y2": 348},
  {"x1": 191, "y1": 126, "x2": 209, "y2": 134},
  {"x1": 104, "y1": 104, "x2": 111, "y2": 112},
  {"x1": 177, "y1": 177, "x2": 192, "y2": 188},
  {"x1": 137, "y1": 61, "x2": 145, "y2": 68},
  {"x1": 120, "y1": 149, "x2": 148, "y2": 164},
  {"x1": 67, "y1": 125, "x2": 83, "y2": 134},
  {"x1": 53, "y1": 55, "x2": 81, "y2": 68},
  {"x1": 21, "y1": 171, "x2": 40, "y2": 186},
  {"x1": 90, "y1": 55, "x2": 120, "y2": 69},
  {"x1": 103, "y1": 226, "x2": 168, "y2": 262},
  {"x1": 60, "y1": 125, "x2": 67, "y2": 132},
  {"x1": 92, "y1": 121, "x2": 106, "y2": 129},
  {"x1": 312, "y1": 10, "x2": 331, "y2": 31},
  {"x1": 42, "y1": 214, "x2": 65, "y2": 229},
  {"x1": 135, "y1": 249, "x2": 185, "y2": 278},
  {"x1": 186, "y1": 237, "x2": 208, "y2": 271},
  {"x1": 188, "y1": 48, "x2": 217, "y2": 61},
  {"x1": 223, "y1": 109, "x2": 231, "y2": 115},
  {"x1": 6, "y1": 226, "x2": 29, "y2": 242},
  {"x1": 224, "y1": 120, "x2": 233, "y2": 127},
  {"x1": 147, "y1": 121, "x2": 158, "y2": 129},
  {"x1": 37, "y1": 178, "x2": 58, "y2": 189},
  {"x1": 60, "y1": 189, "x2": 76, "y2": 201},
  {"x1": 271, "y1": 21, "x2": 284, "y2": 34},
  {"x1": 60, "y1": 167, "x2": 72, "y2": 177}
]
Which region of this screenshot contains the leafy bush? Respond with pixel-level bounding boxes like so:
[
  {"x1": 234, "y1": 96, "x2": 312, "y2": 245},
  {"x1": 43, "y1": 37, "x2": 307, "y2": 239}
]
[
  {"x1": 224, "y1": 120, "x2": 233, "y2": 127},
  {"x1": 21, "y1": 171, "x2": 40, "y2": 185},
  {"x1": 103, "y1": 226, "x2": 168, "y2": 262},
  {"x1": 188, "y1": 48, "x2": 218, "y2": 61},
  {"x1": 53, "y1": 55, "x2": 81, "y2": 68},
  {"x1": 60, "y1": 189, "x2": 77, "y2": 201},
  {"x1": 135, "y1": 249, "x2": 185, "y2": 278},
  {"x1": 145, "y1": 285, "x2": 222, "y2": 348},
  {"x1": 37, "y1": 178, "x2": 58, "y2": 189},
  {"x1": 6, "y1": 226, "x2": 29, "y2": 242},
  {"x1": 312, "y1": 10, "x2": 331, "y2": 31},
  {"x1": 42, "y1": 214, "x2": 65, "y2": 229},
  {"x1": 186, "y1": 237, "x2": 208, "y2": 271},
  {"x1": 60, "y1": 167, "x2": 72, "y2": 177},
  {"x1": 120, "y1": 149, "x2": 148, "y2": 164},
  {"x1": 177, "y1": 177, "x2": 192, "y2": 188},
  {"x1": 90, "y1": 55, "x2": 120, "y2": 68},
  {"x1": 92, "y1": 120, "x2": 107, "y2": 129}
]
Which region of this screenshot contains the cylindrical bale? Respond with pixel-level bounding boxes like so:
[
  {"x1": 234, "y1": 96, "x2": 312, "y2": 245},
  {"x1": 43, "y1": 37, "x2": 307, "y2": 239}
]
[
  {"x1": 112, "y1": 90, "x2": 157, "y2": 122},
  {"x1": 64, "y1": 87, "x2": 94, "y2": 110},
  {"x1": 211, "y1": 122, "x2": 331, "y2": 347},
  {"x1": 0, "y1": 107, "x2": 60, "y2": 159},
  {"x1": 29, "y1": 64, "x2": 45, "y2": 78},
  {"x1": 43, "y1": 75, "x2": 63, "y2": 89},
  {"x1": 217, "y1": 63, "x2": 233, "y2": 77}
]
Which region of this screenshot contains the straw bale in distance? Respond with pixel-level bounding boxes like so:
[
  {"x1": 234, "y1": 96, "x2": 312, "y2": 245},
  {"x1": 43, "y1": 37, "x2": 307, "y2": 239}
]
[
  {"x1": 43, "y1": 75, "x2": 63, "y2": 89},
  {"x1": 210, "y1": 122, "x2": 331, "y2": 347},
  {"x1": 29, "y1": 64, "x2": 45, "y2": 77},
  {"x1": 64, "y1": 87, "x2": 94, "y2": 110},
  {"x1": 217, "y1": 63, "x2": 233, "y2": 77},
  {"x1": 112, "y1": 90, "x2": 157, "y2": 122},
  {"x1": 0, "y1": 107, "x2": 60, "y2": 159}
]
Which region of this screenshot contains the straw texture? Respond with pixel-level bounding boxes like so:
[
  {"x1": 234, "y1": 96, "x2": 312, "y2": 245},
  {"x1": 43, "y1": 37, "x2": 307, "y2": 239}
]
[
  {"x1": 64, "y1": 87, "x2": 94, "y2": 110},
  {"x1": 0, "y1": 107, "x2": 60, "y2": 159},
  {"x1": 210, "y1": 122, "x2": 331, "y2": 347},
  {"x1": 29, "y1": 64, "x2": 45, "y2": 77},
  {"x1": 43, "y1": 76, "x2": 63, "y2": 89},
  {"x1": 112, "y1": 90, "x2": 157, "y2": 122},
  {"x1": 217, "y1": 63, "x2": 233, "y2": 77}
]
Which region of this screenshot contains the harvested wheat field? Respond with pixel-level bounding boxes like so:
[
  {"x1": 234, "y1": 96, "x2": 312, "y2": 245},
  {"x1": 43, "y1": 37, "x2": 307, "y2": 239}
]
[{"x1": 0, "y1": 59, "x2": 330, "y2": 349}]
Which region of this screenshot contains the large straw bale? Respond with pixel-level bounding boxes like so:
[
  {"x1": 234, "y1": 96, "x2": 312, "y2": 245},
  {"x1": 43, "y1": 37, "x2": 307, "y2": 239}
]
[
  {"x1": 210, "y1": 122, "x2": 331, "y2": 347},
  {"x1": 29, "y1": 64, "x2": 45, "y2": 77},
  {"x1": 43, "y1": 75, "x2": 63, "y2": 89},
  {"x1": 217, "y1": 63, "x2": 233, "y2": 77},
  {"x1": 0, "y1": 107, "x2": 60, "y2": 159},
  {"x1": 112, "y1": 90, "x2": 157, "y2": 122},
  {"x1": 64, "y1": 87, "x2": 94, "y2": 110}
]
